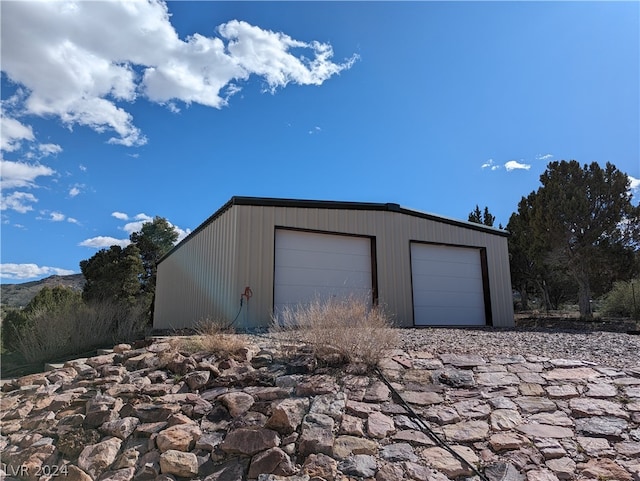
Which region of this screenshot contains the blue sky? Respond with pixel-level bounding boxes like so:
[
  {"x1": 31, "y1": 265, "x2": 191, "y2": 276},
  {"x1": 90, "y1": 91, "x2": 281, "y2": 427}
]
[{"x1": 1, "y1": 1, "x2": 639, "y2": 283}]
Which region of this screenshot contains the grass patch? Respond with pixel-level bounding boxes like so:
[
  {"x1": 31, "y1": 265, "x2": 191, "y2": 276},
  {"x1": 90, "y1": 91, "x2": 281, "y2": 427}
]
[
  {"x1": 170, "y1": 319, "x2": 247, "y2": 358},
  {"x1": 270, "y1": 295, "x2": 399, "y2": 367}
]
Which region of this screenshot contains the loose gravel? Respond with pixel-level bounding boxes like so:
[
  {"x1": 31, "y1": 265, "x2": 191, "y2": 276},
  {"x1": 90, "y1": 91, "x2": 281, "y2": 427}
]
[{"x1": 397, "y1": 327, "x2": 640, "y2": 369}]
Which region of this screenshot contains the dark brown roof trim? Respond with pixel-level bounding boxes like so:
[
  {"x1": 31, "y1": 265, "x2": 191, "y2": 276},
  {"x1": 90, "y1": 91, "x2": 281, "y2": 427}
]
[{"x1": 159, "y1": 196, "x2": 509, "y2": 264}]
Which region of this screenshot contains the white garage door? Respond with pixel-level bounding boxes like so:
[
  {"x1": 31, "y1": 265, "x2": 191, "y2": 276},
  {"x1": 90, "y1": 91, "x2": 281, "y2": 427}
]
[
  {"x1": 411, "y1": 243, "x2": 486, "y2": 326},
  {"x1": 274, "y1": 229, "x2": 373, "y2": 316}
]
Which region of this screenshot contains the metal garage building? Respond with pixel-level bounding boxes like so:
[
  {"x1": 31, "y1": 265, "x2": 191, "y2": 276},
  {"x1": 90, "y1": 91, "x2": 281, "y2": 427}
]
[{"x1": 153, "y1": 196, "x2": 514, "y2": 329}]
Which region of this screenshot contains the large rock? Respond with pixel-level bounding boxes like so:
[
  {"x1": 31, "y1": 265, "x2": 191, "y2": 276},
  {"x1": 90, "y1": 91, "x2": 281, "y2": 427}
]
[
  {"x1": 332, "y1": 436, "x2": 378, "y2": 459},
  {"x1": 302, "y1": 453, "x2": 338, "y2": 481},
  {"x1": 442, "y1": 420, "x2": 490, "y2": 442},
  {"x1": 100, "y1": 417, "x2": 140, "y2": 440},
  {"x1": 248, "y1": 447, "x2": 295, "y2": 478},
  {"x1": 367, "y1": 411, "x2": 395, "y2": 439},
  {"x1": 159, "y1": 450, "x2": 199, "y2": 477},
  {"x1": 298, "y1": 413, "x2": 334, "y2": 457},
  {"x1": 266, "y1": 398, "x2": 310, "y2": 434},
  {"x1": 421, "y1": 445, "x2": 479, "y2": 478},
  {"x1": 77, "y1": 437, "x2": 122, "y2": 479},
  {"x1": 220, "y1": 428, "x2": 280, "y2": 456},
  {"x1": 338, "y1": 455, "x2": 377, "y2": 478},
  {"x1": 156, "y1": 424, "x2": 202, "y2": 452},
  {"x1": 219, "y1": 392, "x2": 255, "y2": 417}
]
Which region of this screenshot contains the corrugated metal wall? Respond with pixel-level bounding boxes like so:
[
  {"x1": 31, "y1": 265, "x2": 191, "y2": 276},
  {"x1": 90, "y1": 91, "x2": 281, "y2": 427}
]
[
  {"x1": 154, "y1": 201, "x2": 514, "y2": 330},
  {"x1": 154, "y1": 206, "x2": 239, "y2": 329},
  {"x1": 232, "y1": 205, "x2": 513, "y2": 328}
]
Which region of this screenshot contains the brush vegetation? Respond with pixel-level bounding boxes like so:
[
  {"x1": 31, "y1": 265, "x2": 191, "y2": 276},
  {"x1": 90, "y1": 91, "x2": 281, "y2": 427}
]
[{"x1": 270, "y1": 295, "x2": 398, "y2": 367}]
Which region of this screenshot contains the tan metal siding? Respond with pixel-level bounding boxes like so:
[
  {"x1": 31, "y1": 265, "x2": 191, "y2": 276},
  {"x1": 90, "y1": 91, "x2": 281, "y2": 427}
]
[
  {"x1": 154, "y1": 207, "x2": 239, "y2": 329},
  {"x1": 233, "y1": 205, "x2": 513, "y2": 328},
  {"x1": 155, "y1": 201, "x2": 514, "y2": 330}
]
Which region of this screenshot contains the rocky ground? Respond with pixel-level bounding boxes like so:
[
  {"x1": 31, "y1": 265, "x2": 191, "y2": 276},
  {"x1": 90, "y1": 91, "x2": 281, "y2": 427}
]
[{"x1": 1, "y1": 329, "x2": 639, "y2": 481}]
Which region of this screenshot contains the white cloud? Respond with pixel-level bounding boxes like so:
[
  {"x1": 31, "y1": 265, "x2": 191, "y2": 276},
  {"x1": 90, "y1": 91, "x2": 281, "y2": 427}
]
[
  {"x1": 1, "y1": 2, "x2": 357, "y2": 147},
  {"x1": 1, "y1": 191, "x2": 38, "y2": 213},
  {"x1": 38, "y1": 143, "x2": 63, "y2": 156},
  {"x1": 123, "y1": 213, "x2": 153, "y2": 234},
  {"x1": 504, "y1": 160, "x2": 531, "y2": 171},
  {"x1": 69, "y1": 185, "x2": 81, "y2": 197},
  {"x1": 481, "y1": 159, "x2": 500, "y2": 171},
  {"x1": 50, "y1": 211, "x2": 66, "y2": 222},
  {"x1": 536, "y1": 153, "x2": 553, "y2": 161},
  {"x1": 629, "y1": 175, "x2": 640, "y2": 192},
  {"x1": 111, "y1": 211, "x2": 129, "y2": 220},
  {"x1": 0, "y1": 263, "x2": 76, "y2": 280},
  {"x1": 67, "y1": 217, "x2": 80, "y2": 225},
  {"x1": 79, "y1": 164, "x2": 87, "y2": 172},
  {"x1": 0, "y1": 114, "x2": 35, "y2": 152},
  {"x1": 79, "y1": 236, "x2": 130, "y2": 249},
  {"x1": 0, "y1": 159, "x2": 56, "y2": 189}
]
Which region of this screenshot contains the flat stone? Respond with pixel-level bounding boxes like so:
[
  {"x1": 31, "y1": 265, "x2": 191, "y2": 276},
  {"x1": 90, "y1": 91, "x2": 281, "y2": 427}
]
[
  {"x1": 485, "y1": 462, "x2": 525, "y2": 481},
  {"x1": 514, "y1": 396, "x2": 557, "y2": 414},
  {"x1": 310, "y1": 392, "x2": 346, "y2": 421},
  {"x1": 433, "y1": 368, "x2": 476, "y2": 388},
  {"x1": 576, "y1": 436, "x2": 615, "y2": 457},
  {"x1": 575, "y1": 416, "x2": 628, "y2": 439},
  {"x1": 367, "y1": 411, "x2": 395, "y2": 438},
  {"x1": 401, "y1": 391, "x2": 444, "y2": 406},
  {"x1": 453, "y1": 399, "x2": 491, "y2": 419},
  {"x1": 491, "y1": 409, "x2": 523, "y2": 431},
  {"x1": 100, "y1": 417, "x2": 140, "y2": 440},
  {"x1": 543, "y1": 367, "x2": 601, "y2": 381},
  {"x1": 569, "y1": 397, "x2": 629, "y2": 419},
  {"x1": 476, "y1": 372, "x2": 521, "y2": 387},
  {"x1": 584, "y1": 382, "x2": 618, "y2": 398},
  {"x1": 339, "y1": 414, "x2": 365, "y2": 436},
  {"x1": 489, "y1": 432, "x2": 530, "y2": 451},
  {"x1": 442, "y1": 420, "x2": 489, "y2": 442},
  {"x1": 392, "y1": 429, "x2": 435, "y2": 447},
  {"x1": 332, "y1": 435, "x2": 378, "y2": 459},
  {"x1": 302, "y1": 453, "x2": 337, "y2": 481},
  {"x1": 520, "y1": 383, "x2": 545, "y2": 396},
  {"x1": 527, "y1": 411, "x2": 574, "y2": 427},
  {"x1": 422, "y1": 406, "x2": 461, "y2": 425},
  {"x1": 516, "y1": 424, "x2": 574, "y2": 438},
  {"x1": 545, "y1": 385, "x2": 579, "y2": 399},
  {"x1": 534, "y1": 438, "x2": 566, "y2": 459},
  {"x1": 345, "y1": 399, "x2": 380, "y2": 417},
  {"x1": 380, "y1": 442, "x2": 418, "y2": 462},
  {"x1": 421, "y1": 445, "x2": 479, "y2": 477},
  {"x1": 99, "y1": 467, "x2": 135, "y2": 481},
  {"x1": 439, "y1": 353, "x2": 486, "y2": 367},
  {"x1": 615, "y1": 440, "x2": 640, "y2": 457},
  {"x1": 338, "y1": 454, "x2": 377, "y2": 478},
  {"x1": 578, "y1": 458, "x2": 633, "y2": 481},
  {"x1": 364, "y1": 381, "x2": 391, "y2": 402},
  {"x1": 525, "y1": 469, "x2": 562, "y2": 481},
  {"x1": 545, "y1": 457, "x2": 576, "y2": 480}
]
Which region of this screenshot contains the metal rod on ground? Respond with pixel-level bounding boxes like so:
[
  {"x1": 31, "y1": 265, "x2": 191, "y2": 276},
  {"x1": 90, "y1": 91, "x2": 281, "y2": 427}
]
[{"x1": 375, "y1": 367, "x2": 489, "y2": 481}]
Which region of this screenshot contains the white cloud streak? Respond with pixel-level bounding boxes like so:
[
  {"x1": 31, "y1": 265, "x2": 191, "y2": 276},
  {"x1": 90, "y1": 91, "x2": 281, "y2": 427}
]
[
  {"x1": 0, "y1": 263, "x2": 76, "y2": 280},
  {"x1": 504, "y1": 160, "x2": 531, "y2": 171},
  {"x1": 629, "y1": 175, "x2": 640, "y2": 192},
  {"x1": 1, "y1": 191, "x2": 38, "y2": 213},
  {"x1": 0, "y1": 159, "x2": 55, "y2": 189},
  {"x1": 481, "y1": 159, "x2": 500, "y2": 171},
  {"x1": 79, "y1": 236, "x2": 130, "y2": 249},
  {"x1": 1, "y1": 1, "x2": 357, "y2": 148}
]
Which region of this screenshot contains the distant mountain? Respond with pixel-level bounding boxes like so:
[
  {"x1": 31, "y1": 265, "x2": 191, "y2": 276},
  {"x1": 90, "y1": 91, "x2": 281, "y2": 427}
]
[{"x1": 1, "y1": 274, "x2": 85, "y2": 308}]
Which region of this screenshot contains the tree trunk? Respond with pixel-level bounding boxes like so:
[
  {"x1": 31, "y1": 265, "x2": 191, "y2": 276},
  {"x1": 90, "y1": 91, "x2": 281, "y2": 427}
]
[
  {"x1": 576, "y1": 276, "x2": 593, "y2": 320},
  {"x1": 518, "y1": 285, "x2": 529, "y2": 311}
]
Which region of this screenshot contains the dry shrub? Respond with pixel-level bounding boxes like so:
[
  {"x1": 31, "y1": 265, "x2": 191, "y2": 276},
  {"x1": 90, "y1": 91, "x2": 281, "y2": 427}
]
[
  {"x1": 13, "y1": 301, "x2": 148, "y2": 363},
  {"x1": 270, "y1": 295, "x2": 398, "y2": 367},
  {"x1": 174, "y1": 318, "x2": 247, "y2": 357}
]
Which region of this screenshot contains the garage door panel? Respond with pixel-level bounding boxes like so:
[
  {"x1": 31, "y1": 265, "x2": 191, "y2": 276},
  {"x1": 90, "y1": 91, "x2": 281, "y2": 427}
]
[
  {"x1": 274, "y1": 230, "x2": 373, "y2": 316},
  {"x1": 411, "y1": 243, "x2": 486, "y2": 326},
  {"x1": 275, "y1": 248, "x2": 371, "y2": 271}
]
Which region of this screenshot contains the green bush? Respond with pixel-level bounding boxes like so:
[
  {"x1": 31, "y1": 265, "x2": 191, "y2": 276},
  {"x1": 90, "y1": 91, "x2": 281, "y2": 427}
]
[
  {"x1": 599, "y1": 279, "x2": 640, "y2": 319},
  {"x1": 3, "y1": 286, "x2": 148, "y2": 362}
]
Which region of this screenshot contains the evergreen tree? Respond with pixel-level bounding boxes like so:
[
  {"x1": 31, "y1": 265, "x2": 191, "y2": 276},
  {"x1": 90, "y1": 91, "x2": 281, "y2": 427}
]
[{"x1": 509, "y1": 160, "x2": 639, "y2": 319}]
